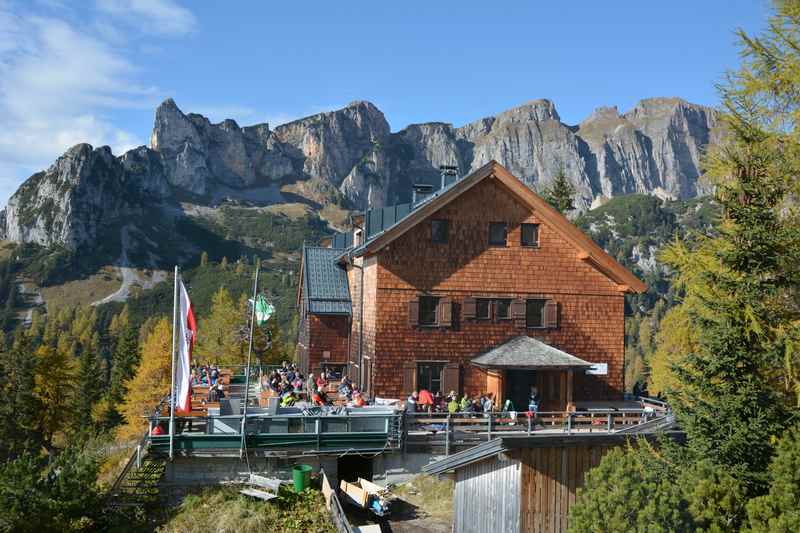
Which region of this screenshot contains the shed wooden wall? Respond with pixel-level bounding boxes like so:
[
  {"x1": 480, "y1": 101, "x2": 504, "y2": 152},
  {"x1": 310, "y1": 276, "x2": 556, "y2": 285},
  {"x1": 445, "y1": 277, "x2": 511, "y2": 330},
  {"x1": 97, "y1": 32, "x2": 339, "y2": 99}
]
[
  {"x1": 454, "y1": 455, "x2": 521, "y2": 533},
  {"x1": 517, "y1": 445, "x2": 613, "y2": 533}
]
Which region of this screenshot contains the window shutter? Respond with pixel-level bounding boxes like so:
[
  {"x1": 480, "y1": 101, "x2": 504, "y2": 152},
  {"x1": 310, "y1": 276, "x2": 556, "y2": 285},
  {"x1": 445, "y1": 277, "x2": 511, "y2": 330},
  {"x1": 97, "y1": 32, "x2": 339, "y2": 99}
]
[
  {"x1": 512, "y1": 298, "x2": 526, "y2": 328},
  {"x1": 402, "y1": 361, "x2": 417, "y2": 396},
  {"x1": 544, "y1": 300, "x2": 559, "y2": 328},
  {"x1": 408, "y1": 297, "x2": 420, "y2": 327},
  {"x1": 441, "y1": 363, "x2": 461, "y2": 396},
  {"x1": 463, "y1": 297, "x2": 477, "y2": 321},
  {"x1": 438, "y1": 297, "x2": 453, "y2": 328}
]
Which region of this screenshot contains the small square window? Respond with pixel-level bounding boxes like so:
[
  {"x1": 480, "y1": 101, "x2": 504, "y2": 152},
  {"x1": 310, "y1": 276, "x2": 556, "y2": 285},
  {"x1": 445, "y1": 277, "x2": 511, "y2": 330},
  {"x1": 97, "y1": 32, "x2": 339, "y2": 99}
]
[
  {"x1": 419, "y1": 296, "x2": 439, "y2": 326},
  {"x1": 495, "y1": 299, "x2": 512, "y2": 320},
  {"x1": 489, "y1": 222, "x2": 507, "y2": 246},
  {"x1": 431, "y1": 219, "x2": 449, "y2": 244},
  {"x1": 526, "y1": 299, "x2": 546, "y2": 328},
  {"x1": 417, "y1": 363, "x2": 444, "y2": 394},
  {"x1": 476, "y1": 299, "x2": 491, "y2": 320},
  {"x1": 521, "y1": 223, "x2": 540, "y2": 247}
]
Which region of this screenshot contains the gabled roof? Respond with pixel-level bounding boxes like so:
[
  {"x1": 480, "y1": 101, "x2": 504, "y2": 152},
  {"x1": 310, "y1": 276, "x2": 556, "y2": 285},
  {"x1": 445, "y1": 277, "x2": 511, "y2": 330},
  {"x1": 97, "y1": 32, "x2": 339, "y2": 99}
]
[
  {"x1": 345, "y1": 160, "x2": 647, "y2": 294},
  {"x1": 471, "y1": 336, "x2": 593, "y2": 369},
  {"x1": 300, "y1": 245, "x2": 352, "y2": 315}
]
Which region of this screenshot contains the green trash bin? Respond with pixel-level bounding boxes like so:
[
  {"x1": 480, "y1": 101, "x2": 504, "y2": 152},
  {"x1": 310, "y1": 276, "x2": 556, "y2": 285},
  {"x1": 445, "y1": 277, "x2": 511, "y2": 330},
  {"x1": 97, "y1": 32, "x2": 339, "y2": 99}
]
[{"x1": 292, "y1": 464, "x2": 312, "y2": 492}]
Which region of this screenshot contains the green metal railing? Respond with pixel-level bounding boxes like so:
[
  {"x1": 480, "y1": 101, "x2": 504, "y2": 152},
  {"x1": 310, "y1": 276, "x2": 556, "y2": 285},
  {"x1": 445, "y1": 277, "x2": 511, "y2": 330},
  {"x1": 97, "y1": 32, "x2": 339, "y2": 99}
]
[{"x1": 147, "y1": 412, "x2": 403, "y2": 455}]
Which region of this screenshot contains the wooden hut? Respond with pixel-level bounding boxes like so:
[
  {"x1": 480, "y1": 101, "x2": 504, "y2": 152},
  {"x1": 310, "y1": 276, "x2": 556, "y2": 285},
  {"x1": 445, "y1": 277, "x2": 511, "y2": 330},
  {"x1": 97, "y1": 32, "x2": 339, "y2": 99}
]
[{"x1": 424, "y1": 432, "x2": 682, "y2": 533}]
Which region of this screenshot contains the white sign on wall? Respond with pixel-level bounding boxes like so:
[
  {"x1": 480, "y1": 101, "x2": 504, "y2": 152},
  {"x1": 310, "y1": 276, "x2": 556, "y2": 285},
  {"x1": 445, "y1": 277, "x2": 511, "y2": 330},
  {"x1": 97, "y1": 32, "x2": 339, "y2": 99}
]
[{"x1": 587, "y1": 363, "x2": 608, "y2": 376}]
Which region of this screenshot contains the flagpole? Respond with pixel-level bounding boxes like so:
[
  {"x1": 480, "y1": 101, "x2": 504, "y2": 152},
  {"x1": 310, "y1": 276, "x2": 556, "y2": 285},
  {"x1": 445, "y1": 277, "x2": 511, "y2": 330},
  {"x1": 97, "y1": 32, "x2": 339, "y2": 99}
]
[
  {"x1": 240, "y1": 259, "x2": 260, "y2": 458},
  {"x1": 169, "y1": 265, "x2": 180, "y2": 460}
]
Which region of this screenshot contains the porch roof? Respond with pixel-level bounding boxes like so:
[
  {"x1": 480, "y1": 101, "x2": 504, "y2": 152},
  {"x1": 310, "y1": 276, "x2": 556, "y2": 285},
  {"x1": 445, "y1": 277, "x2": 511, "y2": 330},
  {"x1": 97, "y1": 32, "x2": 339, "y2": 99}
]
[{"x1": 471, "y1": 336, "x2": 593, "y2": 370}]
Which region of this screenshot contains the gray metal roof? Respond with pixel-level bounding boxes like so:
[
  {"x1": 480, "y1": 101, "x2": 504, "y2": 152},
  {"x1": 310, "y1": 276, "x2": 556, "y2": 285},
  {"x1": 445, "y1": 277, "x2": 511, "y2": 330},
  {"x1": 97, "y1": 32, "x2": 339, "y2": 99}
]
[
  {"x1": 302, "y1": 246, "x2": 352, "y2": 315},
  {"x1": 471, "y1": 336, "x2": 593, "y2": 369}
]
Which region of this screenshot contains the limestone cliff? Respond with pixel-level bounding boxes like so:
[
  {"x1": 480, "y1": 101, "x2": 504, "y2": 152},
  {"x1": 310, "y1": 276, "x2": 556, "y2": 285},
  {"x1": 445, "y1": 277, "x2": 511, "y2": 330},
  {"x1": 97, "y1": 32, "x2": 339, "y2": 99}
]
[{"x1": 2, "y1": 96, "x2": 719, "y2": 250}]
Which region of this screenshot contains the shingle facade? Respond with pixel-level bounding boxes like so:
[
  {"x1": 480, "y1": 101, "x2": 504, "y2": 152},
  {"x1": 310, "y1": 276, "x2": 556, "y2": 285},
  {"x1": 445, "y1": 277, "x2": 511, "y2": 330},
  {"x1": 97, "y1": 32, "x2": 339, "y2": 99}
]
[{"x1": 298, "y1": 162, "x2": 645, "y2": 407}]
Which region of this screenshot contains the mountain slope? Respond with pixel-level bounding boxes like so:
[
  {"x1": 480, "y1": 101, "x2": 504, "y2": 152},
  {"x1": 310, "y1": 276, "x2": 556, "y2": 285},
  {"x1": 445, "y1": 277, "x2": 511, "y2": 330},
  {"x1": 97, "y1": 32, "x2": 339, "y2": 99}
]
[{"x1": 0, "y1": 96, "x2": 719, "y2": 255}]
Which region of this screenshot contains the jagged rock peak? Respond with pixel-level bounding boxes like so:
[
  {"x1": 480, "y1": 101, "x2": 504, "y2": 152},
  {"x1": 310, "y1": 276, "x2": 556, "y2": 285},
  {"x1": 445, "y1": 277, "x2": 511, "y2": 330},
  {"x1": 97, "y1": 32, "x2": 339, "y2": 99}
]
[{"x1": 496, "y1": 99, "x2": 560, "y2": 123}]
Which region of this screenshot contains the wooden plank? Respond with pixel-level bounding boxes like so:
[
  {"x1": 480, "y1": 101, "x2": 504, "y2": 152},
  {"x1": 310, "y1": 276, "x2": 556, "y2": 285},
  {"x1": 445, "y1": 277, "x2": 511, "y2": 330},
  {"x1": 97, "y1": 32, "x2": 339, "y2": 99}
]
[
  {"x1": 553, "y1": 447, "x2": 561, "y2": 532},
  {"x1": 560, "y1": 447, "x2": 569, "y2": 532},
  {"x1": 321, "y1": 472, "x2": 334, "y2": 509},
  {"x1": 240, "y1": 488, "x2": 277, "y2": 501}
]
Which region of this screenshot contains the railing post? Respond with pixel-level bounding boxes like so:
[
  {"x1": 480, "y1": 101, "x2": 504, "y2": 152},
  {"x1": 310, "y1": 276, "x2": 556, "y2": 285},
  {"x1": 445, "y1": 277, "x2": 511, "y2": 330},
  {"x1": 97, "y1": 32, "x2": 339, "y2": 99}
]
[
  {"x1": 567, "y1": 413, "x2": 572, "y2": 435},
  {"x1": 136, "y1": 445, "x2": 141, "y2": 468},
  {"x1": 445, "y1": 414, "x2": 450, "y2": 456},
  {"x1": 527, "y1": 414, "x2": 532, "y2": 435},
  {"x1": 316, "y1": 417, "x2": 321, "y2": 451},
  {"x1": 487, "y1": 413, "x2": 492, "y2": 441},
  {"x1": 607, "y1": 413, "x2": 613, "y2": 432}
]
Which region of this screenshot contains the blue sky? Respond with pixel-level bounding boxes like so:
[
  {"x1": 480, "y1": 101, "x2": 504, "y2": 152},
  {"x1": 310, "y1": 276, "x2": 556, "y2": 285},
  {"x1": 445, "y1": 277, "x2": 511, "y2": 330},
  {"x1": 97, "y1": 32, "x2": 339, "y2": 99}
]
[{"x1": 0, "y1": 0, "x2": 769, "y2": 204}]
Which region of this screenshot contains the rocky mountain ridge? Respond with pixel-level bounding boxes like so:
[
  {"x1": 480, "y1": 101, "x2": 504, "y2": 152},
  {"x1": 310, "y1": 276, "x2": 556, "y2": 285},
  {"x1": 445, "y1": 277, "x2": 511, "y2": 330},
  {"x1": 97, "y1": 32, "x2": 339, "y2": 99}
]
[{"x1": 1, "y1": 96, "x2": 720, "y2": 250}]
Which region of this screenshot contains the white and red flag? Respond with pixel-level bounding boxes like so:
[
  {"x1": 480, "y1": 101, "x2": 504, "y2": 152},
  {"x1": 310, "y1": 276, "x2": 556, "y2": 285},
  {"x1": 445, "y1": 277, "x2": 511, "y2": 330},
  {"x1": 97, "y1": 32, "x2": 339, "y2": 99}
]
[{"x1": 176, "y1": 279, "x2": 196, "y2": 413}]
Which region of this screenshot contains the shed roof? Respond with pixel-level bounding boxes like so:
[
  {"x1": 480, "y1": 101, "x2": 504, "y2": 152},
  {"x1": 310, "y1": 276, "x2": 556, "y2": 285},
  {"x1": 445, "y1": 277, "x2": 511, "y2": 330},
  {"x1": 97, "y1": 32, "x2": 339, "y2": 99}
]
[
  {"x1": 471, "y1": 336, "x2": 593, "y2": 369},
  {"x1": 423, "y1": 425, "x2": 682, "y2": 475},
  {"x1": 301, "y1": 245, "x2": 352, "y2": 315}
]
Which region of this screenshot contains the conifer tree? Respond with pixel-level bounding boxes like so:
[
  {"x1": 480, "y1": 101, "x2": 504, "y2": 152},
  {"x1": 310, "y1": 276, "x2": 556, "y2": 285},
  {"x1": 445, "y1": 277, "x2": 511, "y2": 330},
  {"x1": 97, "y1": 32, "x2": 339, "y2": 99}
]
[
  {"x1": 195, "y1": 287, "x2": 243, "y2": 366},
  {"x1": 200, "y1": 251, "x2": 209, "y2": 267},
  {"x1": 0, "y1": 335, "x2": 43, "y2": 460},
  {"x1": 32, "y1": 345, "x2": 76, "y2": 451},
  {"x1": 118, "y1": 317, "x2": 172, "y2": 440},
  {"x1": 543, "y1": 167, "x2": 576, "y2": 214},
  {"x1": 746, "y1": 423, "x2": 800, "y2": 531}
]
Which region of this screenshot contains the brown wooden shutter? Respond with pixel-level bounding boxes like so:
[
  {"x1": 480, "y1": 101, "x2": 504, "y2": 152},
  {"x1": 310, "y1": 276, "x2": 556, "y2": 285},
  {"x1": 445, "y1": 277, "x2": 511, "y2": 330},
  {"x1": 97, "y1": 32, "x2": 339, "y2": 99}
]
[
  {"x1": 463, "y1": 297, "x2": 477, "y2": 321},
  {"x1": 441, "y1": 363, "x2": 461, "y2": 396},
  {"x1": 402, "y1": 361, "x2": 417, "y2": 396},
  {"x1": 438, "y1": 297, "x2": 453, "y2": 328},
  {"x1": 512, "y1": 298, "x2": 526, "y2": 328},
  {"x1": 408, "y1": 296, "x2": 420, "y2": 327},
  {"x1": 544, "y1": 300, "x2": 559, "y2": 328}
]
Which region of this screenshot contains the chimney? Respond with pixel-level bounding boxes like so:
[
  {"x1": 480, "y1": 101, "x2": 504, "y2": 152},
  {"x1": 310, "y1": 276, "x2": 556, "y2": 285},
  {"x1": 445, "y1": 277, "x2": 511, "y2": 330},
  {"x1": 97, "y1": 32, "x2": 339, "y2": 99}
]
[
  {"x1": 412, "y1": 183, "x2": 434, "y2": 205},
  {"x1": 439, "y1": 165, "x2": 458, "y2": 189}
]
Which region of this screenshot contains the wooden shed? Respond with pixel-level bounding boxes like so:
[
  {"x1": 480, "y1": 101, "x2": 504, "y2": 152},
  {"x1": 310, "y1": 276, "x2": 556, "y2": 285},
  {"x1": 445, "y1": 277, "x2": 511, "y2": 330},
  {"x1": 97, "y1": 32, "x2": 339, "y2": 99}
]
[{"x1": 424, "y1": 432, "x2": 681, "y2": 533}]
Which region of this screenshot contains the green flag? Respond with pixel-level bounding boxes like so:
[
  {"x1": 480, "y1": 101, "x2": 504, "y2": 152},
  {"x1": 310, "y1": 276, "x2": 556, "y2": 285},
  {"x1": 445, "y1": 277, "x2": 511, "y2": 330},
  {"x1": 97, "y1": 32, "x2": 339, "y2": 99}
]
[{"x1": 255, "y1": 294, "x2": 275, "y2": 326}]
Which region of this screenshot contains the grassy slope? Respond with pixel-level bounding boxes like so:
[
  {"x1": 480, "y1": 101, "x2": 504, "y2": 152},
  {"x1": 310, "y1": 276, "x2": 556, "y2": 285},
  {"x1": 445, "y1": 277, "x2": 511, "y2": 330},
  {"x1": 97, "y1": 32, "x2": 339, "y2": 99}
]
[{"x1": 160, "y1": 485, "x2": 335, "y2": 533}]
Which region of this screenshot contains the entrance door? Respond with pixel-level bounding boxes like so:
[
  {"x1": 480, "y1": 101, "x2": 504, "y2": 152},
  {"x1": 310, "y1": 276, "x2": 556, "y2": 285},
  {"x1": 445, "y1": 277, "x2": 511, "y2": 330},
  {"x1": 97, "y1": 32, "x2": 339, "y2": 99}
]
[{"x1": 505, "y1": 370, "x2": 536, "y2": 411}]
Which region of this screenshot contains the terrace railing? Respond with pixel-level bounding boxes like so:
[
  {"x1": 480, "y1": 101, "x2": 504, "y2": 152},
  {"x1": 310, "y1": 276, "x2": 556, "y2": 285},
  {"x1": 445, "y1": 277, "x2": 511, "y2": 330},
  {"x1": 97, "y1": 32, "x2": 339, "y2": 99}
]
[
  {"x1": 404, "y1": 402, "x2": 670, "y2": 455},
  {"x1": 147, "y1": 411, "x2": 404, "y2": 456}
]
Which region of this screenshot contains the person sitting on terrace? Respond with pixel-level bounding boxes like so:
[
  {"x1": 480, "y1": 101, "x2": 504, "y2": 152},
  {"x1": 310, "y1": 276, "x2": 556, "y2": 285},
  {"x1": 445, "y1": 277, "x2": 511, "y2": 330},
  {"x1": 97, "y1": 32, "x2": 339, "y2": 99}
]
[
  {"x1": 307, "y1": 373, "x2": 318, "y2": 395},
  {"x1": 338, "y1": 376, "x2": 353, "y2": 399},
  {"x1": 432, "y1": 391, "x2": 444, "y2": 412},
  {"x1": 405, "y1": 391, "x2": 418, "y2": 413},
  {"x1": 315, "y1": 373, "x2": 327, "y2": 390},
  {"x1": 483, "y1": 394, "x2": 494, "y2": 417},
  {"x1": 459, "y1": 394, "x2": 471, "y2": 413},
  {"x1": 281, "y1": 391, "x2": 297, "y2": 407},
  {"x1": 417, "y1": 389, "x2": 434, "y2": 414},
  {"x1": 216, "y1": 382, "x2": 225, "y2": 399},
  {"x1": 528, "y1": 386, "x2": 540, "y2": 414},
  {"x1": 207, "y1": 384, "x2": 219, "y2": 403},
  {"x1": 447, "y1": 395, "x2": 459, "y2": 414},
  {"x1": 352, "y1": 389, "x2": 366, "y2": 407}
]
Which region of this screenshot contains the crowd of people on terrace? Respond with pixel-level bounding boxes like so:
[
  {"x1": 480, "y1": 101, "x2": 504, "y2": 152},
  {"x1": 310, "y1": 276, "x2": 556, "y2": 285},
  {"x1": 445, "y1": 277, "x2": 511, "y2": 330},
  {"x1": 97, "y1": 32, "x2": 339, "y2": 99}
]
[
  {"x1": 191, "y1": 364, "x2": 226, "y2": 402},
  {"x1": 405, "y1": 387, "x2": 540, "y2": 416},
  {"x1": 264, "y1": 361, "x2": 368, "y2": 408}
]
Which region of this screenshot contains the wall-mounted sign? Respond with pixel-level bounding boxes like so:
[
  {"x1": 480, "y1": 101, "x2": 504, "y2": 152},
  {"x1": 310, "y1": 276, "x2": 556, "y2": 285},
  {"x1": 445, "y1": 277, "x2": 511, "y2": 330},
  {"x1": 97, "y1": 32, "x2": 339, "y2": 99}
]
[{"x1": 587, "y1": 363, "x2": 608, "y2": 375}]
